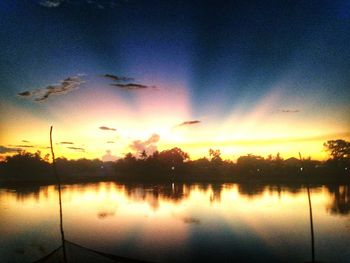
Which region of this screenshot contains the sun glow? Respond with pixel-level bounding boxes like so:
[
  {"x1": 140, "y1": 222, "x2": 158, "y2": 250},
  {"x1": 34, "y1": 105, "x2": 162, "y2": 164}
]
[{"x1": 1, "y1": 80, "x2": 349, "y2": 161}]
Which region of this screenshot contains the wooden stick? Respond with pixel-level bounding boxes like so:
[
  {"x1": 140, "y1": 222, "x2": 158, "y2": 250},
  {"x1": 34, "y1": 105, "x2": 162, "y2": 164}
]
[{"x1": 50, "y1": 126, "x2": 67, "y2": 263}]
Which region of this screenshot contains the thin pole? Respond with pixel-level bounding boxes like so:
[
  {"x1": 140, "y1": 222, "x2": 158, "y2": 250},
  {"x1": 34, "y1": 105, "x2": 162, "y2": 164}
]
[
  {"x1": 307, "y1": 187, "x2": 315, "y2": 263},
  {"x1": 50, "y1": 126, "x2": 67, "y2": 263},
  {"x1": 300, "y1": 152, "x2": 315, "y2": 263}
]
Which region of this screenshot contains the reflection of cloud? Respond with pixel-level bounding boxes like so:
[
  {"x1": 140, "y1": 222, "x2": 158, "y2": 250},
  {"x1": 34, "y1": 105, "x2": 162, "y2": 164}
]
[
  {"x1": 111, "y1": 83, "x2": 157, "y2": 90},
  {"x1": 17, "y1": 75, "x2": 84, "y2": 101},
  {"x1": 67, "y1": 146, "x2": 85, "y2": 152},
  {"x1": 0, "y1": 146, "x2": 20, "y2": 154},
  {"x1": 102, "y1": 150, "x2": 118, "y2": 162},
  {"x1": 99, "y1": 126, "x2": 116, "y2": 131},
  {"x1": 182, "y1": 217, "x2": 201, "y2": 225},
  {"x1": 102, "y1": 74, "x2": 134, "y2": 82},
  {"x1": 97, "y1": 211, "x2": 115, "y2": 219},
  {"x1": 176, "y1": 120, "x2": 201, "y2": 127},
  {"x1": 130, "y1": 134, "x2": 160, "y2": 155}
]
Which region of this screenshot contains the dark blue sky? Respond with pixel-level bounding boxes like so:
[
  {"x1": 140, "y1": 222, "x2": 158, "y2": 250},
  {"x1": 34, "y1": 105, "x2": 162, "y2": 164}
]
[
  {"x1": 1, "y1": 1, "x2": 349, "y2": 108},
  {"x1": 0, "y1": 0, "x2": 349, "y2": 159}
]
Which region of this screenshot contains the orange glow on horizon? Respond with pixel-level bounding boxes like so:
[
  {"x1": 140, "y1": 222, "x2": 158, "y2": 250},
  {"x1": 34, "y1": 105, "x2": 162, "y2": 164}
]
[{"x1": 1, "y1": 83, "x2": 349, "y2": 161}]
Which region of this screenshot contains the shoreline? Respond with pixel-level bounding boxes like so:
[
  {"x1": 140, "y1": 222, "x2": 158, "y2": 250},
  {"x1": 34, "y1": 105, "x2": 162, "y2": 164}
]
[{"x1": 1, "y1": 172, "x2": 349, "y2": 189}]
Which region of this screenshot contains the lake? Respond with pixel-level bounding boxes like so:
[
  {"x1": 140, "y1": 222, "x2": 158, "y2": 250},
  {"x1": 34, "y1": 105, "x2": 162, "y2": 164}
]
[{"x1": 0, "y1": 182, "x2": 349, "y2": 262}]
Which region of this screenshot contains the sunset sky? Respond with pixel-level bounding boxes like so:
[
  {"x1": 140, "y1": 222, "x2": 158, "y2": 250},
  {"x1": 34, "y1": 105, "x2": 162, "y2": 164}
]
[{"x1": 0, "y1": 0, "x2": 349, "y2": 161}]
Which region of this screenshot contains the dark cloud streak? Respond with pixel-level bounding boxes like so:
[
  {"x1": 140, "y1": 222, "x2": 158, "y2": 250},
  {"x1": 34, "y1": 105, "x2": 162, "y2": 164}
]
[
  {"x1": 110, "y1": 83, "x2": 156, "y2": 90},
  {"x1": 39, "y1": 0, "x2": 62, "y2": 8},
  {"x1": 103, "y1": 74, "x2": 134, "y2": 82},
  {"x1": 277, "y1": 109, "x2": 300, "y2": 113},
  {"x1": 17, "y1": 75, "x2": 84, "y2": 102},
  {"x1": 0, "y1": 146, "x2": 21, "y2": 154},
  {"x1": 39, "y1": 0, "x2": 122, "y2": 9},
  {"x1": 99, "y1": 126, "x2": 117, "y2": 131},
  {"x1": 59, "y1": 142, "x2": 74, "y2": 145},
  {"x1": 17, "y1": 91, "x2": 32, "y2": 97},
  {"x1": 176, "y1": 120, "x2": 201, "y2": 127},
  {"x1": 67, "y1": 146, "x2": 85, "y2": 152}
]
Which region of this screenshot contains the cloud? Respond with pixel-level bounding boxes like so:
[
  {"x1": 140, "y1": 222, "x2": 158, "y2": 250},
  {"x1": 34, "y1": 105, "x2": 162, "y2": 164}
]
[
  {"x1": 36, "y1": 76, "x2": 84, "y2": 101},
  {"x1": 102, "y1": 150, "x2": 118, "y2": 162},
  {"x1": 22, "y1": 140, "x2": 30, "y2": 143},
  {"x1": 277, "y1": 109, "x2": 300, "y2": 113},
  {"x1": 17, "y1": 91, "x2": 32, "y2": 97},
  {"x1": 67, "y1": 146, "x2": 85, "y2": 152},
  {"x1": 99, "y1": 126, "x2": 117, "y2": 131},
  {"x1": 103, "y1": 74, "x2": 134, "y2": 82},
  {"x1": 59, "y1": 141, "x2": 74, "y2": 145},
  {"x1": 0, "y1": 146, "x2": 21, "y2": 154},
  {"x1": 103, "y1": 72, "x2": 158, "y2": 91},
  {"x1": 110, "y1": 83, "x2": 157, "y2": 90},
  {"x1": 176, "y1": 120, "x2": 201, "y2": 127},
  {"x1": 17, "y1": 75, "x2": 84, "y2": 102},
  {"x1": 106, "y1": 141, "x2": 115, "y2": 143},
  {"x1": 145, "y1": 134, "x2": 160, "y2": 144},
  {"x1": 39, "y1": 0, "x2": 123, "y2": 9},
  {"x1": 129, "y1": 134, "x2": 160, "y2": 155},
  {"x1": 39, "y1": 0, "x2": 63, "y2": 8}
]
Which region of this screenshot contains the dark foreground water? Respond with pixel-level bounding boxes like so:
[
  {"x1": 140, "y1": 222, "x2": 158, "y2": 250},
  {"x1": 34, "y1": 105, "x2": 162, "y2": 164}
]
[{"x1": 0, "y1": 182, "x2": 349, "y2": 263}]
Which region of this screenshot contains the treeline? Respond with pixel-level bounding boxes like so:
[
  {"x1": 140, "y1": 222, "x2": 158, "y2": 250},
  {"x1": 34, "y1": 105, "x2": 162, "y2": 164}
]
[
  {"x1": 0, "y1": 139, "x2": 349, "y2": 184},
  {"x1": 112, "y1": 146, "x2": 349, "y2": 182}
]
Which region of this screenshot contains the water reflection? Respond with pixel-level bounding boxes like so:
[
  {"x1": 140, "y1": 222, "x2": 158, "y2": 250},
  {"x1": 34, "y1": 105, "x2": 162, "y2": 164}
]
[
  {"x1": 0, "y1": 183, "x2": 349, "y2": 262},
  {"x1": 326, "y1": 185, "x2": 350, "y2": 215}
]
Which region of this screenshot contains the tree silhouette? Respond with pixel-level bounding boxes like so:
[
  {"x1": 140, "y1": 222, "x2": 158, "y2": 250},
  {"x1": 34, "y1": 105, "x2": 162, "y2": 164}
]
[
  {"x1": 2, "y1": 150, "x2": 50, "y2": 178},
  {"x1": 237, "y1": 154, "x2": 264, "y2": 168},
  {"x1": 158, "y1": 147, "x2": 189, "y2": 165},
  {"x1": 209, "y1": 148, "x2": 222, "y2": 164},
  {"x1": 324, "y1": 139, "x2": 350, "y2": 161},
  {"x1": 140, "y1": 150, "x2": 147, "y2": 160}
]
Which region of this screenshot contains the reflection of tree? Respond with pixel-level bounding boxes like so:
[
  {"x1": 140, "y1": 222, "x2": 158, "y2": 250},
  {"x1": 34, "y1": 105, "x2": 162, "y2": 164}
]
[
  {"x1": 16, "y1": 187, "x2": 42, "y2": 202},
  {"x1": 210, "y1": 184, "x2": 222, "y2": 202},
  {"x1": 326, "y1": 185, "x2": 350, "y2": 215},
  {"x1": 123, "y1": 184, "x2": 191, "y2": 210},
  {"x1": 238, "y1": 183, "x2": 265, "y2": 197}
]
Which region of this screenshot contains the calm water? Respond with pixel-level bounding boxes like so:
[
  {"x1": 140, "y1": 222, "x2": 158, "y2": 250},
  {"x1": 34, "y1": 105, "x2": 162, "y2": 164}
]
[{"x1": 0, "y1": 182, "x2": 349, "y2": 263}]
